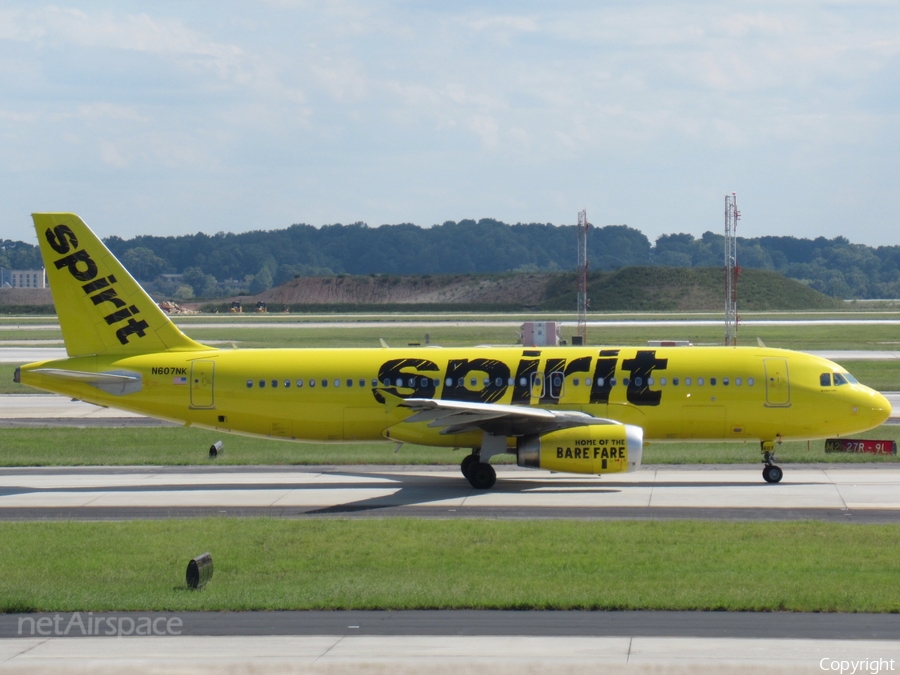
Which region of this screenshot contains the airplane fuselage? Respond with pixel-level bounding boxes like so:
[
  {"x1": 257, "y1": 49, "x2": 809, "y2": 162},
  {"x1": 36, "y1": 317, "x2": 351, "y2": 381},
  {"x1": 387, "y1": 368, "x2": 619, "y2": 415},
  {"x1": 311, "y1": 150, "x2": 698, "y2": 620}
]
[{"x1": 20, "y1": 344, "x2": 889, "y2": 448}]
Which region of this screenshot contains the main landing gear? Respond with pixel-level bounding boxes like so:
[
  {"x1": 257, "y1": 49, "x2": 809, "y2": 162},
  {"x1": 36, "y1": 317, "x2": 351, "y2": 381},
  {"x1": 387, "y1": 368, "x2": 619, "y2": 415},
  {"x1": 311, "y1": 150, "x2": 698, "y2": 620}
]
[
  {"x1": 761, "y1": 441, "x2": 783, "y2": 484},
  {"x1": 460, "y1": 452, "x2": 496, "y2": 490}
]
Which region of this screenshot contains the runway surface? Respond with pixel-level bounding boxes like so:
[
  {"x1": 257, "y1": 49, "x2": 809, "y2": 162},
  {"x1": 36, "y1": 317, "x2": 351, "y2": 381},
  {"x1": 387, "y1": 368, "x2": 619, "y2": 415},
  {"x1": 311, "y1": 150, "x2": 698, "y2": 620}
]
[
  {"x1": 4, "y1": 345, "x2": 900, "y2": 364},
  {"x1": 2, "y1": 634, "x2": 898, "y2": 674},
  {"x1": 3, "y1": 464, "x2": 900, "y2": 522},
  {"x1": 6, "y1": 318, "x2": 900, "y2": 332}
]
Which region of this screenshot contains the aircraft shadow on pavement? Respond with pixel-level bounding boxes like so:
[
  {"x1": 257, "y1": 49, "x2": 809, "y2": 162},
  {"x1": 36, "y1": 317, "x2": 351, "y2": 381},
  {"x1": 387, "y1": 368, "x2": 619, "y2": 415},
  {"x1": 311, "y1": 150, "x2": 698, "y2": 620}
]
[{"x1": 0, "y1": 470, "x2": 823, "y2": 515}]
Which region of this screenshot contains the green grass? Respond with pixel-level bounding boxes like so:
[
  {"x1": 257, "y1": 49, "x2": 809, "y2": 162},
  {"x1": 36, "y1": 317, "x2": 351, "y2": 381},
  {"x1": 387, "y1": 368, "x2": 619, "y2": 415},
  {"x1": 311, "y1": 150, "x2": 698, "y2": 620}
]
[
  {"x1": 0, "y1": 364, "x2": 31, "y2": 394},
  {"x1": 0, "y1": 425, "x2": 897, "y2": 466},
  {"x1": 3, "y1": 313, "x2": 900, "y2": 351},
  {"x1": 0, "y1": 427, "x2": 509, "y2": 466},
  {"x1": 645, "y1": 425, "x2": 900, "y2": 464},
  {"x1": 1, "y1": 519, "x2": 898, "y2": 612},
  {"x1": 834, "y1": 360, "x2": 900, "y2": 391}
]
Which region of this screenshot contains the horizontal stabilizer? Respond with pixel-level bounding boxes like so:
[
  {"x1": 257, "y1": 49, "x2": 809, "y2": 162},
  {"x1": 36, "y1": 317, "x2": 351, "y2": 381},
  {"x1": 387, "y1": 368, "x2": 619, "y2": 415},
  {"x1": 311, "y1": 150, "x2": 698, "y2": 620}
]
[{"x1": 32, "y1": 368, "x2": 142, "y2": 396}]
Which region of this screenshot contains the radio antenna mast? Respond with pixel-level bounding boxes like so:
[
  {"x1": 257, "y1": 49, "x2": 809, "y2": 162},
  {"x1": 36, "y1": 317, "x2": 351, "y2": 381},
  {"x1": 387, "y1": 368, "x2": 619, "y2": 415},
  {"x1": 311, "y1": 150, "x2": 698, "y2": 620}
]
[
  {"x1": 724, "y1": 193, "x2": 740, "y2": 346},
  {"x1": 576, "y1": 209, "x2": 589, "y2": 344}
]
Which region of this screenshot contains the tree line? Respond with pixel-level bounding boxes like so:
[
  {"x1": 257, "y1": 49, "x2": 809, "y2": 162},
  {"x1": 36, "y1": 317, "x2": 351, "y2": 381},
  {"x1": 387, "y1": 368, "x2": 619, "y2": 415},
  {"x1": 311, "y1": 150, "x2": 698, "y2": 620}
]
[{"x1": 2, "y1": 218, "x2": 898, "y2": 299}]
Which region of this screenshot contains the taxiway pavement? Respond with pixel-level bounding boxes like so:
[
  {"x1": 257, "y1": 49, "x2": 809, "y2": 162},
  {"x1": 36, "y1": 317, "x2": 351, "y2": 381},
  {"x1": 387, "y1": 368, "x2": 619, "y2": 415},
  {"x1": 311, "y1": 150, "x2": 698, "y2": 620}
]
[{"x1": 3, "y1": 464, "x2": 900, "y2": 522}]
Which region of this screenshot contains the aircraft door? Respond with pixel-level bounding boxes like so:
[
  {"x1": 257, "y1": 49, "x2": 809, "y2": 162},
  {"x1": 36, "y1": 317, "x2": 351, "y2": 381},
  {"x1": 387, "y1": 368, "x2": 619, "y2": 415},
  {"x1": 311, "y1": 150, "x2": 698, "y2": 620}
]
[
  {"x1": 764, "y1": 358, "x2": 790, "y2": 407},
  {"x1": 190, "y1": 360, "x2": 215, "y2": 408}
]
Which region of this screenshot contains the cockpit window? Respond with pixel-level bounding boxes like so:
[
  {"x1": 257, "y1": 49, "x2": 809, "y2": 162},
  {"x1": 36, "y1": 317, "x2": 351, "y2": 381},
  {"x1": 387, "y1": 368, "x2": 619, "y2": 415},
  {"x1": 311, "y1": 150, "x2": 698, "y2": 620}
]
[
  {"x1": 820, "y1": 373, "x2": 832, "y2": 387},
  {"x1": 833, "y1": 372, "x2": 848, "y2": 386},
  {"x1": 844, "y1": 372, "x2": 859, "y2": 384}
]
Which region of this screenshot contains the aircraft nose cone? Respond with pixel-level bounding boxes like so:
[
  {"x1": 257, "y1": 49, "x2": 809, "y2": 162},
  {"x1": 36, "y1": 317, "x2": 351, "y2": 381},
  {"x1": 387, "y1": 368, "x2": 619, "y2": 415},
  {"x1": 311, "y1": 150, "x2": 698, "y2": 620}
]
[{"x1": 871, "y1": 391, "x2": 892, "y2": 426}]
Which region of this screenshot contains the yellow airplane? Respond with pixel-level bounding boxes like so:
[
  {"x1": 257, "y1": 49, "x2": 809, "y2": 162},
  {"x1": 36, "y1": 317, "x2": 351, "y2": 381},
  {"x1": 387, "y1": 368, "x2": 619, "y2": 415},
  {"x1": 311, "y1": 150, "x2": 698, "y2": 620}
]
[{"x1": 16, "y1": 214, "x2": 892, "y2": 488}]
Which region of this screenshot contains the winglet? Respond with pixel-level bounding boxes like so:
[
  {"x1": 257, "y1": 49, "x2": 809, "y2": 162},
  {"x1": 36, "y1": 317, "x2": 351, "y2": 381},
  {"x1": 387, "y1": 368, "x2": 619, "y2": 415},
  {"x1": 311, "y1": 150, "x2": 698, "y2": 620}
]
[{"x1": 32, "y1": 213, "x2": 211, "y2": 357}]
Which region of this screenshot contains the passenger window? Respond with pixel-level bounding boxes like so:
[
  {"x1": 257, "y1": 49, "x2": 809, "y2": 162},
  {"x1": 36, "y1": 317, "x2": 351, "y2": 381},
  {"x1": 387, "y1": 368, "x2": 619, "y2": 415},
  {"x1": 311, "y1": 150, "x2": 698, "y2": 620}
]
[
  {"x1": 685, "y1": 377, "x2": 692, "y2": 386},
  {"x1": 573, "y1": 378, "x2": 580, "y2": 386},
  {"x1": 820, "y1": 373, "x2": 832, "y2": 387},
  {"x1": 495, "y1": 377, "x2": 503, "y2": 387},
  {"x1": 458, "y1": 378, "x2": 465, "y2": 387},
  {"x1": 434, "y1": 379, "x2": 441, "y2": 387},
  {"x1": 585, "y1": 377, "x2": 592, "y2": 386},
  {"x1": 395, "y1": 378, "x2": 403, "y2": 387},
  {"x1": 519, "y1": 377, "x2": 528, "y2": 386},
  {"x1": 309, "y1": 379, "x2": 315, "y2": 388},
  {"x1": 347, "y1": 379, "x2": 353, "y2": 387},
  {"x1": 610, "y1": 378, "x2": 617, "y2": 386},
  {"x1": 710, "y1": 378, "x2": 717, "y2": 386},
  {"x1": 321, "y1": 379, "x2": 328, "y2": 388},
  {"x1": 833, "y1": 373, "x2": 848, "y2": 386},
  {"x1": 446, "y1": 378, "x2": 453, "y2": 387},
  {"x1": 259, "y1": 380, "x2": 265, "y2": 388},
  {"x1": 634, "y1": 377, "x2": 642, "y2": 386},
  {"x1": 598, "y1": 377, "x2": 605, "y2": 386},
  {"x1": 383, "y1": 379, "x2": 391, "y2": 387},
  {"x1": 334, "y1": 379, "x2": 340, "y2": 387},
  {"x1": 297, "y1": 379, "x2": 304, "y2": 387},
  {"x1": 483, "y1": 378, "x2": 490, "y2": 386},
  {"x1": 285, "y1": 380, "x2": 291, "y2": 388},
  {"x1": 660, "y1": 377, "x2": 667, "y2": 386},
  {"x1": 246, "y1": 380, "x2": 253, "y2": 388},
  {"x1": 508, "y1": 377, "x2": 515, "y2": 386},
  {"x1": 722, "y1": 378, "x2": 729, "y2": 386},
  {"x1": 748, "y1": 378, "x2": 754, "y2": 386},
  {"x1": 470, "y1": 378, "x2": 478, "y2": 387},
  {"x1": 697, "y1": 378, "x2": 704, "y2": 386},
  {"x1": 371, "y1": 379, "x2": 378, "y2": 387},
  {"x1": 360, "y1": 379, "x2": 366, "y2": 387},
  {"x1": 272, "y1": 379, "x2": 278, "y2": 388},
  {"x1": 623, "y1": 377, "x2": 630, "y2": 386},
  {"x1": 422, "y1": 378, "x2": 430, "y2": 388},
  {"x1": 648, "y1": 377, "x2": 654, "y2": 385},
  {"x1": 673, "y1": 378, "x2": 679, "y2": 386},
  {"x1": 408, "y1": 377, "x2": 416, "y2": 388}
]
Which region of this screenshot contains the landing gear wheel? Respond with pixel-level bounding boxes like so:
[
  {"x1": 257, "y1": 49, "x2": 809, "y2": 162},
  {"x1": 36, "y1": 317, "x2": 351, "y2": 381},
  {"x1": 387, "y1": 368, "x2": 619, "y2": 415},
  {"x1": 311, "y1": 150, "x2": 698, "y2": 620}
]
[
  {"x1": 460, "y1": 454, "x2": 478, "y2": 479},
  {"x1": 762, "y1": 464, "x2": 783, "y2": 484},
  {"x1": 467, "y1": 462, "x2": 497, "y2": 490}
]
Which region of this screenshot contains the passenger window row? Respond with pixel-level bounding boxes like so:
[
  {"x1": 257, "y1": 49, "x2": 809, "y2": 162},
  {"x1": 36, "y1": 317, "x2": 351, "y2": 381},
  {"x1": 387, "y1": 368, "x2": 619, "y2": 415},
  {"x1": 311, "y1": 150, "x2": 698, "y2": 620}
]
[
  {"x1": 571, "y1": 376, "x2": 755, "y2": 387},
  {"x1": 245, "y1": 374, "x2": 758, "y2": 390},
  {"x1": 247, "y1": 378, "x2": 380, "y2": 389}
]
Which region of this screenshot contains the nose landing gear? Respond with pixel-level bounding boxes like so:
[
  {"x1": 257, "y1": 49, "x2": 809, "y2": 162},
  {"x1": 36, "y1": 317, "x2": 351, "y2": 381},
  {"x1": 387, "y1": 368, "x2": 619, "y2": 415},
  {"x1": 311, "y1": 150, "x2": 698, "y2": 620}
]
[{"x1": 761, "y1": 440, "x2": 783, "y2": 484}]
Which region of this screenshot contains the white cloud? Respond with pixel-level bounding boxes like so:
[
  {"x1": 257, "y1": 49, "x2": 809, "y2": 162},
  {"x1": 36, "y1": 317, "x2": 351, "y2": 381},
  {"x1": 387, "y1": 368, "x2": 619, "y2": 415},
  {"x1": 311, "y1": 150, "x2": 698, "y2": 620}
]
[
  {"x1": 0, "y1": 1, "x2": 899, "y2": 244},
  {"x1": 98, "y1": 139, "x2": 128, "y2": 168},
  {"x1": 77, "y1": 103, "x2": 146, "y2": 122}
]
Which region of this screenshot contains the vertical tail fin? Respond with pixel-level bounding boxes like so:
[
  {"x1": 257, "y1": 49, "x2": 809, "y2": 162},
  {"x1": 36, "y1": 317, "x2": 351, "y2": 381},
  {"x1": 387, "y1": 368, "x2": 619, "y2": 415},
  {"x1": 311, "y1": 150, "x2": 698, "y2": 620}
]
[{"x1": 32, "y1": 213, "x2": 210, "y2": 357}]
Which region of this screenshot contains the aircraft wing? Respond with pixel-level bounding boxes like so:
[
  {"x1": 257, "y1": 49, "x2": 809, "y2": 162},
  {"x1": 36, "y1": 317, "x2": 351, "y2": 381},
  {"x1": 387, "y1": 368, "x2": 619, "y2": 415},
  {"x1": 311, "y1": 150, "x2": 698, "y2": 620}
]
[{"x1": 399, "y1": 398, "x2": 618, "y2": 436}]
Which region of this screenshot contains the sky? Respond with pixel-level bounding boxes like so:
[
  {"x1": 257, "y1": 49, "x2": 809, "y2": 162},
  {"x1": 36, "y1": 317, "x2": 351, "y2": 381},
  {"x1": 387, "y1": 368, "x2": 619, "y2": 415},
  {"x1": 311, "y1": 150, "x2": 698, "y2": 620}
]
[{"x1": 0, "y1": 1, "x2": 898, "y2": 246}]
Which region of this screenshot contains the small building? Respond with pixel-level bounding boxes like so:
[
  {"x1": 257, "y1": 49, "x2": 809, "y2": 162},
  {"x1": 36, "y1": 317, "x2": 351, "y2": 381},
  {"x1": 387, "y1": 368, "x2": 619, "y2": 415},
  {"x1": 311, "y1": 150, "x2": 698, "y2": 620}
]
[
  {"x1": 1, "y1": 268, "x2": 46, "y2": 289},
  {"x1": 521, "y1": 321, "x2": 560, "y2": 347}
]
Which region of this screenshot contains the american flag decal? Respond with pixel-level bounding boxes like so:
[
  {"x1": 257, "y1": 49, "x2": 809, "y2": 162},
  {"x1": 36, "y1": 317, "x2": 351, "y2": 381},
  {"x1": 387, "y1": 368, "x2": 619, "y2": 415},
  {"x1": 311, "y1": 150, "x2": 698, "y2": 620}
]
[{"x1": 173, "y1": 376, "x2": 187, "y2": 385}]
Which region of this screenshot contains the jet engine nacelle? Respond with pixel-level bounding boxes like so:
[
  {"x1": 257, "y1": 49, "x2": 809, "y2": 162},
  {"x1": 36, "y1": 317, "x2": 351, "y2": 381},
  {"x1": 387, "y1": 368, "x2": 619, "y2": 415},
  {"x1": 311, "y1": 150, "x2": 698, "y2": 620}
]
[{"x1": 516, "y1": 424, "x2": 643, "y2": 474}]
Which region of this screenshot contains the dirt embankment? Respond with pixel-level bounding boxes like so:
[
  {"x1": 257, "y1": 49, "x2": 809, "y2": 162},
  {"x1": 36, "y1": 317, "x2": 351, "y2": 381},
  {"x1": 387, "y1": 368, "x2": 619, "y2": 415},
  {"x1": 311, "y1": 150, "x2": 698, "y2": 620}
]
[
  {"x1": 237, "y1": 274, "x2": 556, "y2": 306},
  {"x1": 0, "y1": 288, "x2": 53, "y2": 305}
]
